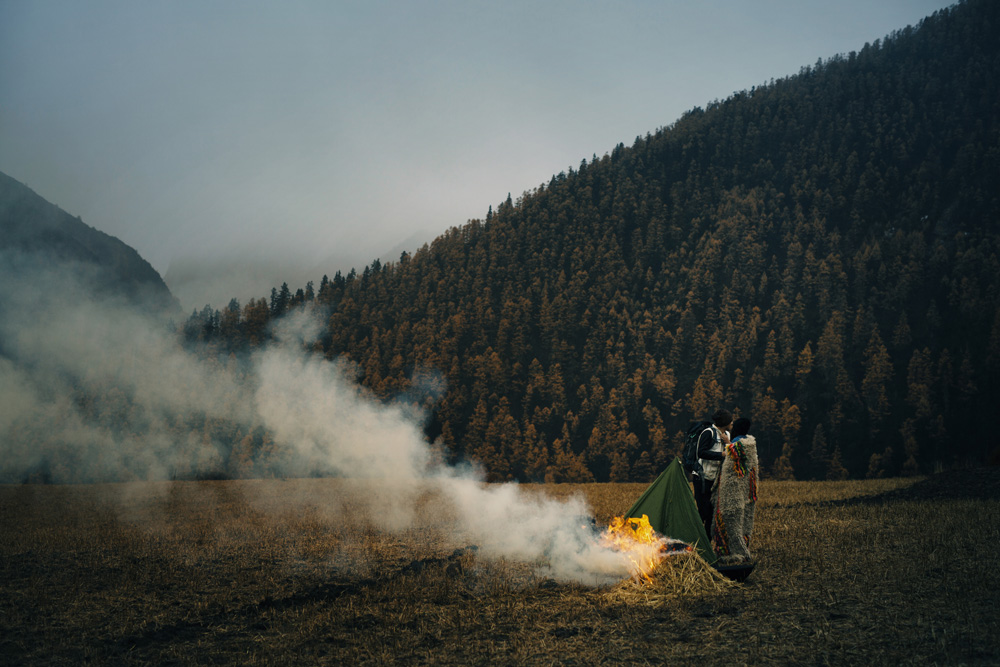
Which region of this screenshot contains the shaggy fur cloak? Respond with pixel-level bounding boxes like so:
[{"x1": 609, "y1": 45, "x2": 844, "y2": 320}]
[{"x1": 711, "y1": 435, "x2": 758, "y2": 564}]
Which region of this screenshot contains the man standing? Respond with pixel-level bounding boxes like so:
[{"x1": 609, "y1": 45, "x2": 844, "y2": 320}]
[{"x1": 692, "y1": 409, "x2": 733, "y2": 537}]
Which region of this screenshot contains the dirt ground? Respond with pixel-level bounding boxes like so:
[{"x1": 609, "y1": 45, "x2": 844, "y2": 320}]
[{"x1": 1, "y1": 470, "x2": 998, "y2": 665}]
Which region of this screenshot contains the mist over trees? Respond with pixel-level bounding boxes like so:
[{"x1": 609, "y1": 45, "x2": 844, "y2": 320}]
[
  {"x1": 10, "y1": 0, "x2": 995, "y2": 484},
  {"x1": 0, "y1": 172, "x2": 179, "y2": 315}
]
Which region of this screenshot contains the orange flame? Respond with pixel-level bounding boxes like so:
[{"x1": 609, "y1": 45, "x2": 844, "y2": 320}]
[{"x1": 600, "y1": 514, "x2": 668, "y2": 583}]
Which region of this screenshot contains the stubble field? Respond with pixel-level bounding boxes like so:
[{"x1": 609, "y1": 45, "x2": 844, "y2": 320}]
[{"x1": 2, "y1": 470, "x2": 998, "y2": 665}]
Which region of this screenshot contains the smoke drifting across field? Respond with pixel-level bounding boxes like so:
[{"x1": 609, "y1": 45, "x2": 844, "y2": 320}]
[
  {"x1": 251, "y1": 315, "x2": 640, "y2": 585},
  {"x1": 0, "y1": 250, "x2": 247, "y2": 482},
  {"x1": 0, "y1": 255, "x2": 638, "y2": 584}
]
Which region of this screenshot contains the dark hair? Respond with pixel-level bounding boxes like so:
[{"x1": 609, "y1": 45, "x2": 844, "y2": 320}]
[
  {"x1": 712, "y1": 409, "x2": 734, "y2": 428},
  {"x1": 732, "y1": 417, "x2": 752, "y2": 437}
]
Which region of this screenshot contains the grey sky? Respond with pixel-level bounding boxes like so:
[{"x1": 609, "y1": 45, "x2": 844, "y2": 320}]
[{"x1": 0, "y1": 0, "x2": 953, "y2": 310}]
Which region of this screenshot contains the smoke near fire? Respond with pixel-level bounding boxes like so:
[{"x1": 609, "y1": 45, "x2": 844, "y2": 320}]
[
  {"x1": 1, "y1": 254, "x2": 657, "y2": 584},
  {"x1": 255, "y1": 315, "x2": 659, "y2": 584}
]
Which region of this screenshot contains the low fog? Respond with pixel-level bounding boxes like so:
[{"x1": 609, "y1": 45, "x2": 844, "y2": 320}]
[
  {"x1": 163, "y1": 230, "x2": 434, "y2": 313},
  {"x1": 0, "y1": 251, "x2": 653, "y2": 585}
]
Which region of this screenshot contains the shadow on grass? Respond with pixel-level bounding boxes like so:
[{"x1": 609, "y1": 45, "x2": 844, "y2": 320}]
[
  {"x1": 112, "y1": 547, "x2": 479, "y2": 654},
  {"x1": 772, "y1": 467, "x2": 1000, "y2": 508},
  {"x1": 116, "y1": 579, "x2": 372, "y2": 652}
]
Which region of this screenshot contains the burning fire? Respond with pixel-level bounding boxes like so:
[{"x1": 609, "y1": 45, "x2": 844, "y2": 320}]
[{"x1": 600, "y1": 514, "x2": 682, "y2": 583}]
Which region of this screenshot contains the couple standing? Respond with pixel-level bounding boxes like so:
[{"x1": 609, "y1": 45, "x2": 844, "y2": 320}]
[{"x1": 692, "y1": 409, "x2": 758, "y2": 565}]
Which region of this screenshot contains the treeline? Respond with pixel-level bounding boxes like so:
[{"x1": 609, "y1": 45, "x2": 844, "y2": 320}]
[{"x1": 184, "y1": 0, "x2": 1000, "y2": 482}]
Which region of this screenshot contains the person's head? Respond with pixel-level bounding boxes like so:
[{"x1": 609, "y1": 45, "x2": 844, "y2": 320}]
[
  {"x1": 732, "y1": 417, "x2": 752, "y2": 438},
  {"x1": 712, "y1": 409, "x2": 734, "y2": 431}
]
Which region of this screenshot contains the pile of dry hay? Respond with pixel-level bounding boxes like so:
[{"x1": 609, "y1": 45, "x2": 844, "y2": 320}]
[{"x1": 602, "y1": 551, "x2": 737, "y2": 605}]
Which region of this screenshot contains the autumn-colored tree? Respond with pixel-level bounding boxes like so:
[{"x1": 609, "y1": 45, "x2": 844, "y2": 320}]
[
  {"x1": 770, "y1": 445, "x2": 795, "y2": 480},
  {"x1": 866, "y1": 446, "x2": 895, "y2": 479},
  {"x1": 809, "y1": 424, "x2": 828, "y2": 480},
  {"x1": 906, "y1": 348, "x2": 935, "y2": 419},
  {"x1": 827, "y1": 446, "x2": 849, "y2": 481},
  {"x1": 860, "y1": 329, "x2": 893, "y2": 430},
  {"x1": 608, "y1": 451, "x2": 630, "y2": 483},
  {"x1": 631, "y1": 450, "x2": 656, "y2": 482},
  {"x1": 545, "y1": 424, "x2": 594, "y2": 483}
]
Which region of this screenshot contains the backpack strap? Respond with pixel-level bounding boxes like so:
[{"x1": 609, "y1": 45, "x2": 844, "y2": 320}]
[{"x1": 698, "y1": 426, "x2": 715, "y2": 458}]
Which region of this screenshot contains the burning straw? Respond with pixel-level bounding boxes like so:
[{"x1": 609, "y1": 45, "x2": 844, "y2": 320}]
[
  {"x1": 599, "y1": 515, "x2": 737, "y2": 605},
  {"x1": 603, "y1": 552, "x2": 736, "y2": 605}
]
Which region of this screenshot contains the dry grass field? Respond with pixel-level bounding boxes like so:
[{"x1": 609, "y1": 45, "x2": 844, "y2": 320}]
[{"x1": 2, "y1": 470, "x2": 999, "y2": 665}]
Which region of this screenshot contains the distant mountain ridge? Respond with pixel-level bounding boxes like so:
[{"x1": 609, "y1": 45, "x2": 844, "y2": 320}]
[{"x1": 0, "y1": 170, "x2": 179, "y2": 315}]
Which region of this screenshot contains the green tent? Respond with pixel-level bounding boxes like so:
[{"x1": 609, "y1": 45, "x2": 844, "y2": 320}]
[{"x1": 624, "y1": 457, "x2": 718, "y2": 565}]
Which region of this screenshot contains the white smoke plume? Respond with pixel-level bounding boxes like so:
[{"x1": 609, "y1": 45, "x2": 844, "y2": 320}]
[
  {"x1": 437, "y1": 477, "x2": 642, "y2": 585},
  {"x1": 252, "y1": 314, "x2": 638, "y2": 584},
  {"x1": 0, "y1": 252, "x2": 254, "y2": 482},
  {"x1": 1, "y1": 255, "x2": 641, "y2": 585}
]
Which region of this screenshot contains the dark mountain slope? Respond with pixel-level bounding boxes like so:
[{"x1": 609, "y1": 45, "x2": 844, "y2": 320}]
[
  {"x1": 191, "y1": 0, "x2": 1000, "y2": 481},
  {"x1": 0, "y1": 171, "x2": 179, "y2": 315}
]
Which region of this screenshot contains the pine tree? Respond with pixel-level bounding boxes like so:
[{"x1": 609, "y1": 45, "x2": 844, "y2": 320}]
[
  {"x1": 609, "y1": 451, "x2": 631, "y2": 482},
  {"x1": 631, "y1": 450, "x2": 655, "y2": 482},
  {"x1": 771, "y1": 444, "x2": 796, "y2": 480},
  {"x1": 906, "y1": 348, "x2": 935, "y2": 419},
  {"x1": 545, "y1": 424, "x2": 594, "y2": 483},
  {"x1": 860, "y1": 329, "x2": 893, "y2": 430},
  {"x1": 809, "y1": 424, "x2": 829, "y2": 479},
  {"x1": 826, "y1": 445, "x2": 849, "y2": 480},
  {"x1": 795, "y1": 342, "x2": 814, "y2": 390},
  {"x1": 900, "y1": 418, "x2": 920, "y2": 476},
  {"x1": 866, "y1": 446, "x2": 895, "y2": 479}
]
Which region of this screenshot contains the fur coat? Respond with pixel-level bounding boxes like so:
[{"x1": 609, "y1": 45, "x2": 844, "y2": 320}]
[{"x1": 711, "y1": 435, "x2": 758, "y2": 564}]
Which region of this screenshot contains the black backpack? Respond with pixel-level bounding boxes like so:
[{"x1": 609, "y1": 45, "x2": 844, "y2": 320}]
[{"x1": 682, "y1": 420, "x2": 713, "y2": 476}]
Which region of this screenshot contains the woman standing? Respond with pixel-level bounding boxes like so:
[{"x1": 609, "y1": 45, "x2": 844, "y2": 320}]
[{"x1": 712, "y1": 417, "x2": 759, "y2": 565}]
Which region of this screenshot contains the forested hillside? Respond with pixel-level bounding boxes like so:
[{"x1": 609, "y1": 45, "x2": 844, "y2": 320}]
[{"x1": 186, "y1": 0, "x2": 999, "y2": 482}]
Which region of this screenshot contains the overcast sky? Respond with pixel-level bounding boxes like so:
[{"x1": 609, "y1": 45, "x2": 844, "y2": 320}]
[{"x1": 0, "y1": 0, "x2": 953, "y2": 310}]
